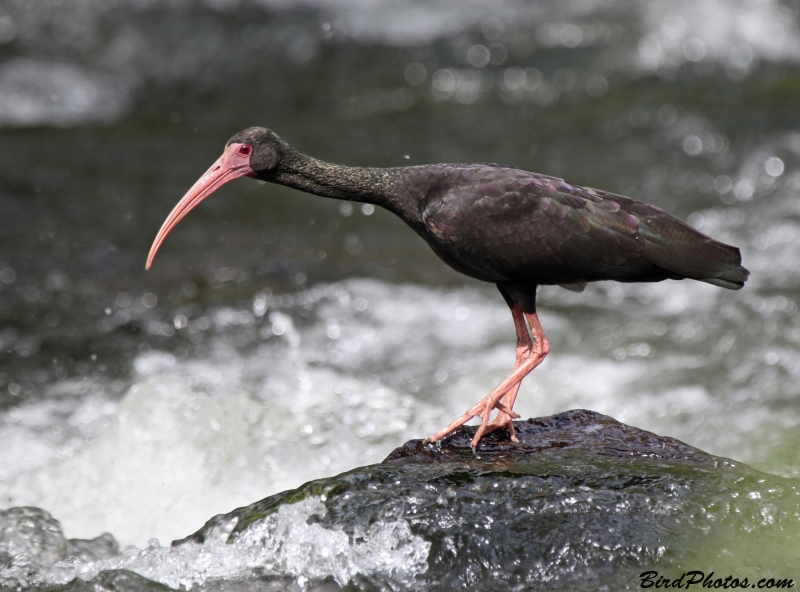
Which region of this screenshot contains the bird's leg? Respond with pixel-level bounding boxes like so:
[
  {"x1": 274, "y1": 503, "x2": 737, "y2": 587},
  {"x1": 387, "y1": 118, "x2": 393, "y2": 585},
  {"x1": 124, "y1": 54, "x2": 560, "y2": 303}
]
[
  {"x1": 481, "y1": 311, "x2": 549, "y2": 440},
  {"x1": 479, "y1": 303, "x2": 532, "y2": 443},
  {"x1": 424, "y1": 299, "x2": 529, "y2": 445},
  {"x1": 425, "y1": 307, "x2": 550, "y2": 448},
  {"x1": 469, "y1": 312, "x2": 549, "y2": 446}
]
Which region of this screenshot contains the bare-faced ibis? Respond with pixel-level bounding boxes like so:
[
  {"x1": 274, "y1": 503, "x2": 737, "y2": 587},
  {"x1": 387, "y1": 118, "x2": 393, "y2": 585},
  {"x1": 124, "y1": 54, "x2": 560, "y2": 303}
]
[{"x1": 147, "y1": 127, "x2": 749, "y2": 447}]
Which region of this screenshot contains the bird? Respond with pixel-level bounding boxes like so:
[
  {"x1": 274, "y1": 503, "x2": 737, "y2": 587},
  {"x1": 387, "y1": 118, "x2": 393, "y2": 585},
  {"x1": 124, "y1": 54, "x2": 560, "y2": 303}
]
[{"x1": 146, "y1": 127, "x2": 749, "y2": 448}]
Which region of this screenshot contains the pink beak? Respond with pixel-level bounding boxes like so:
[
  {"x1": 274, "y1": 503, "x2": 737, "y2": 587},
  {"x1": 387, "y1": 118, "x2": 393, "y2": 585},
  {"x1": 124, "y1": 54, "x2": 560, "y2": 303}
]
[{"x1": 146, "y1": 142, "x2": 255, "y2": 270}]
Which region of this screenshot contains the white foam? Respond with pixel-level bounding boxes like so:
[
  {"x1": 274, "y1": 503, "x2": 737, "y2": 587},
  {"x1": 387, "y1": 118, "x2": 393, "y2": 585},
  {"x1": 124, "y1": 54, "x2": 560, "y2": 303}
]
[
  {"x1": 0, "y1": 59, "x2": 134, "y2": 128},
  {"x1": 256, "y1": 0, "x2": 800, "y2": 64},
  {"x1": 639, "y1": 0, "x2": 800, "y2": 75},
  {"x1": 4, "y1": 0, "x2": 799, "y2": 129},
  {"x1": 0, "y1": 497, "x2": 430, "y2": 590}
]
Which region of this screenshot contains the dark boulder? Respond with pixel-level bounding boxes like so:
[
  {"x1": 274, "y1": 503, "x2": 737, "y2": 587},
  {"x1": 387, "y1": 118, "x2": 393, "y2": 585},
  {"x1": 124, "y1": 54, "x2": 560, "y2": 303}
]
[{"x1": 177, "y1": 410, "x2": 800, "y2": 591}]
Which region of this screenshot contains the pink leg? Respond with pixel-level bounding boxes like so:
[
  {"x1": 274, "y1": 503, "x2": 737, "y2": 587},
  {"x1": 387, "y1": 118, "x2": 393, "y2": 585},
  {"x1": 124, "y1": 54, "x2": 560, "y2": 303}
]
[
  {"x1": 481, "y1": 301, "x2": 532, "y2": 442},
  {"x1": 425, "y1": 307, "x2": 550, "y2": 448},
  {"x1": 482, "y1": 311, "x2": 549, "y2": 439}
]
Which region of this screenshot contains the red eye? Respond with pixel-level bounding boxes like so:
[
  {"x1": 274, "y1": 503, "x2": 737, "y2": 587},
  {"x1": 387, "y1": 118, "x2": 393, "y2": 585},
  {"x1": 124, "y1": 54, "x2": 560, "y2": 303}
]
[{"x1": 239, "y1": 145, "x2": 251, "y2": 155}]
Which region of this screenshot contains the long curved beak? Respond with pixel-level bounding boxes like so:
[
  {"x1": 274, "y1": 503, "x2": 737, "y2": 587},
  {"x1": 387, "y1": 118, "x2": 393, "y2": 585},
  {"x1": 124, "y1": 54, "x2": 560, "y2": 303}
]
[{"x1": 146, "y1": 143, "x2": 255, "y2": 269}]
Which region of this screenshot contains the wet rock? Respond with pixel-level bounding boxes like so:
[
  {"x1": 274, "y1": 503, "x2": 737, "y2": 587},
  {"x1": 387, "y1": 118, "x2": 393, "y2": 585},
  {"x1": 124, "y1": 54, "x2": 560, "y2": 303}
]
[
  {"x1": 385, "y1": 408, "x2": 712, "y2": 464},
  {"x1": 0, "y1": 509, "x2": 120, "y2": 591},
  {"x1": 66, "y1": 534, "x2": 120, "y2": 564},
  {"x1": 0, "y1": 507, "x2": 67, "y2": 570},
  {"x1": 177, "y1": 410, "x2": 800, "y2": 591},
  {"x1": 41, "y1": 570, "x2": 173, "y2": 592}
]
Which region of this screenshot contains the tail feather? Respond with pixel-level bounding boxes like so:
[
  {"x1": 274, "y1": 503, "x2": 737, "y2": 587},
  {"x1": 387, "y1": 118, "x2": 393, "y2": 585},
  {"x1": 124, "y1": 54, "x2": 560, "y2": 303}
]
[
  {"x1": 635, "y1": 211, "x2": 749, "y2": 290},
  {"x1": 701, "y1": 277, "x2": 746, "y2": 290}
]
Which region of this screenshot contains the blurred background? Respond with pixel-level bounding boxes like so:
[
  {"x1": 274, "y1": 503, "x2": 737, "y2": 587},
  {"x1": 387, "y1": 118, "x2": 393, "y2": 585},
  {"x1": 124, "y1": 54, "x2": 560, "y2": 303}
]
[{"x1": 0, "y1": 0, "x2": 799, "y2": 549}]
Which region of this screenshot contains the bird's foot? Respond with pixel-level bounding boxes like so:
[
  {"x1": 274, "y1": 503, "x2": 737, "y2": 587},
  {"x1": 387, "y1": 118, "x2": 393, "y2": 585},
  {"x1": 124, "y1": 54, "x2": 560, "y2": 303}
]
[
  {"x1": 483, "y1": 410, "x2": 520, "y2": 443},
  {"x1": 425, "y1": 327, "x2": 548, "y2": 448},
  {"x1": 423, "y1": 392, "x2": 520, "y2": 448}
]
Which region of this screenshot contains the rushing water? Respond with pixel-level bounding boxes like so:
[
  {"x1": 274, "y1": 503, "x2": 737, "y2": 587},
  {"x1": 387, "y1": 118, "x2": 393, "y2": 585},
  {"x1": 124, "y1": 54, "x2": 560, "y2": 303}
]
[{"x1": 1, "y1": 0, "x2": 800, "y2": 587}]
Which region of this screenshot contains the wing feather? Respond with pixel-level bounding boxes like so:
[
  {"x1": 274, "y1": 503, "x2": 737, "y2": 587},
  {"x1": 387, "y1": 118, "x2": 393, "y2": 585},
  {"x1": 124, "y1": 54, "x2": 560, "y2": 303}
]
[{"x1": 421, "y1": 166, "x2": 748, "y2": 289}]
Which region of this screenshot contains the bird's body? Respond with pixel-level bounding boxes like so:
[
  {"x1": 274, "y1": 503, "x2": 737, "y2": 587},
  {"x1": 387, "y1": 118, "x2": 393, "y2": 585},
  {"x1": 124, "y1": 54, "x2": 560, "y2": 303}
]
[
  {"x1": 390, "y1": 163, "x2": 744, "y2": 292},
  {"x1": 147, "y1": 127, "x2": 748, "y2": 447}
]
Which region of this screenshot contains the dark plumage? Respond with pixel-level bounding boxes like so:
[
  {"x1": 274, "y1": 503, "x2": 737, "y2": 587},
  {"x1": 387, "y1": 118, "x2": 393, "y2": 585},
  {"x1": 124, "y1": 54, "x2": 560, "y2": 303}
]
[
  {"x1": 147, "y1": 127, "x2": 749, "y2": 447},
  {"x1": 409, "y1": 163, "x2": 746, "y2": 297}
]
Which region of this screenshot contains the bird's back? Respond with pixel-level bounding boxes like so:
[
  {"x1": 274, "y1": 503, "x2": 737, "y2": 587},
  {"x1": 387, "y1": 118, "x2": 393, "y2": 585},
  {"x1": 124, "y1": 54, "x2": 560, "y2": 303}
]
[{"x1": 414, "y1": 164, "x2": 748, "y2": 291}]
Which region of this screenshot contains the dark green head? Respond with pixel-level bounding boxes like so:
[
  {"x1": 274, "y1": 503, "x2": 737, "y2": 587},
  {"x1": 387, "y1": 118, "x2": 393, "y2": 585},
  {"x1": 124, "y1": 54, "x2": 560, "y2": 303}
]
[{"x1": 226, "y1": 126, "x2": 288, "y2": 177}]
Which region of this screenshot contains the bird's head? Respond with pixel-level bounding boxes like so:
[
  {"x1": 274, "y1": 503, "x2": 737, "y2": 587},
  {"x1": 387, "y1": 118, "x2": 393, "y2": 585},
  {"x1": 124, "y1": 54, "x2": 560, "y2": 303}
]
[{"x1": 145, "y1": 127, "x2": 285, "y2": 270}]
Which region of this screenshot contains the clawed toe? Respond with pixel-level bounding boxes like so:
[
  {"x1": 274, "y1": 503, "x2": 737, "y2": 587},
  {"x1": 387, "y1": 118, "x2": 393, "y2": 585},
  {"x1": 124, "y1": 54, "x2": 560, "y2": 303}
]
[
  {"x1": 484, "y1": 412, "x2": 519, "y2": 442},
  {"x1": 425, "y1": 393, "x2": 522, "y2": 447}
]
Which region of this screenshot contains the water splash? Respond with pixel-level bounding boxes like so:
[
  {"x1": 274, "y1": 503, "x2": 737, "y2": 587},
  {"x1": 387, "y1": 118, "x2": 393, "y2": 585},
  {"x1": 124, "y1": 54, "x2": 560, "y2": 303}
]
[{"x1": 0, "y1": 498, "x2": 429, "y2": 590}]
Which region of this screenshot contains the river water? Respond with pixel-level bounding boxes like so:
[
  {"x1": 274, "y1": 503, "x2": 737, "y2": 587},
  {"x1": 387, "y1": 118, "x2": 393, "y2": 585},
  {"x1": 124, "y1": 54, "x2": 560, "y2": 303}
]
[{"x1": 0, "y1": 0, "x2": 799, "y2": 584}]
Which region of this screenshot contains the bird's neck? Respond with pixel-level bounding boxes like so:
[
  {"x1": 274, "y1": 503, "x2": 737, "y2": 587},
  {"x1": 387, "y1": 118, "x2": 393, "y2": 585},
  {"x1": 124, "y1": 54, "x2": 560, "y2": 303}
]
[{"x1": 274, "y1": 149, "x2": 401, "y2": 206}]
